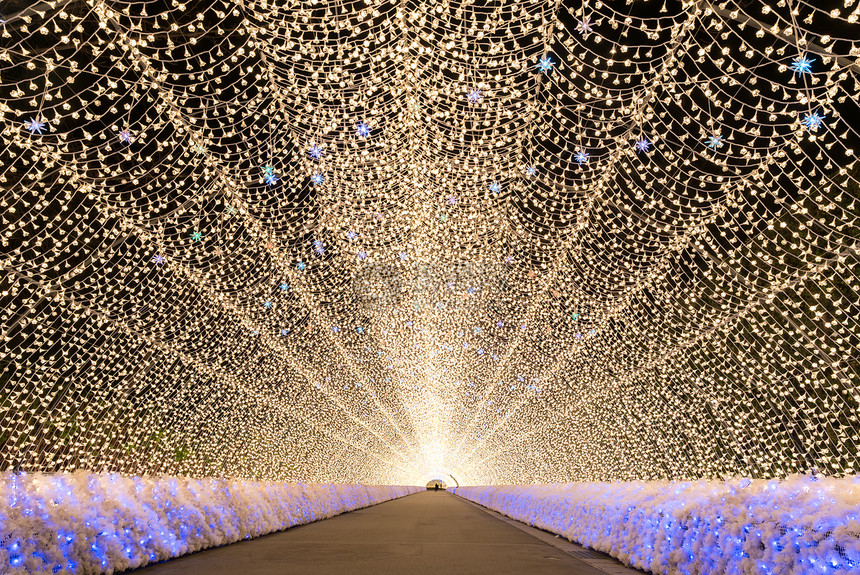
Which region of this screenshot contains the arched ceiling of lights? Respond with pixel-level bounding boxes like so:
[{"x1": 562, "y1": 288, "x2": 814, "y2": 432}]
[{"x1": 0, "y1": 0, "x2": 858, "y2": 485}]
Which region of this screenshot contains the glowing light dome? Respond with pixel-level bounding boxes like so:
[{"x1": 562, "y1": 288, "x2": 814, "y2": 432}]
[{"x1": 0, "y1": 0, "x2": 858, "y2": 492}]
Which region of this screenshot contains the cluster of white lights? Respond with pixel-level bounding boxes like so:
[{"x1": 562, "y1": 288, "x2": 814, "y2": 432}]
[{"x1": 0, "y1": 0, "x2": 858, "y2": 485}]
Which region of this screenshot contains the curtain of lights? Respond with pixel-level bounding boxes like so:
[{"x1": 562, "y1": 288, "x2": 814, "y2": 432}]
[{"x1": 0, "y1": 0, "x2": 858, "y2": 485}]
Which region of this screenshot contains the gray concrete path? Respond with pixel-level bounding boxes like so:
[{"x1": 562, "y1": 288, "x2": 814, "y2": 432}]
[{"x1": 131, "y1": 491, "x2": 641, "y2": 575}]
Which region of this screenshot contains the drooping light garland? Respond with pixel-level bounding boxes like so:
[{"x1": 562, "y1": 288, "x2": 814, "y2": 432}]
[{"x1": 0, "y1": 0, "x2": 858, "y2": 486}]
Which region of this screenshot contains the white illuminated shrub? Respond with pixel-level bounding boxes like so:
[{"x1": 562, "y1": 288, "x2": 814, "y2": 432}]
[
  {"x1": 454, "y1": 477, "x2": 860, "y2": 575},
  {"x1": 0, "y1": 471, "x2": 420, "y2": 574}
]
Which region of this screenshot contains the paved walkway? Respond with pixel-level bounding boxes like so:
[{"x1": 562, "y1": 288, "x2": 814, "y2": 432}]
[{"x1": 132, "y1": 491, "x2": 641, "y2": 575}]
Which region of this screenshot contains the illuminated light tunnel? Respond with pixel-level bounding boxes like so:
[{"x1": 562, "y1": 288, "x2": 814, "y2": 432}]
[{"x1": 1, "y1": 0, "x2": 859, "y2": 573}]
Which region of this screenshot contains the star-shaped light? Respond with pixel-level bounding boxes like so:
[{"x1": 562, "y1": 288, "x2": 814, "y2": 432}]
[
  {"x1": 505, "y1": 255, "x2": 513, "y2": 263},
  {"x1": 25, "y1": 118, "x2": 47, "y2": 135},
  {"x1": 635, "y1": 138, "x2": 651, "y2": 153},
  {"x1": 280, "y1": 329, "x2": 290, "y2": 336},
  {"x1": 789, "y1": 54, "x2": 815, "y2": 76},
  {"x1": 525, "y1": 166, "x2": 537, "y2": 176},
  {"x1": 264, "y1": 301, "x2": 273, "y2": 309},
  {"x1": 489, "y1": 182, "x2": 501, "y2": 194},
  {"x1": 447, "y1": 196, "x2": 458, "y2": 205},
  {"x1": 467, "y1": 88, "x2": 482, "y2": 104},
  {"x1": 190, "y1": 231, "x2": 203, "y2": 242},
  {"x1": 308, "y1": 144, "x2": 323, "y2": 159},
  {"x1": 801, "y1": 111, "x2": 826, "y2": 132},
  {"x1": 356, "y1": 122, "x2": 371, "y2": 137},
  {"x1": 706, "y1": 134, "x2": 724, "y2": 149},
  {"x1": 296, "y1": 261, "x2": 307, "y2": 271},
  {"x1": 151, "y1": 254, "x2": 166, "y2": 265},
  {"x1": 251, "y1": 329, "x2": 259, "y2": 337},
  {"x1": 262, "y1": 164, "x2": 275, "y2": 176},
  {"x1": 439, "y1": 214, "x2": 448, "y2": 222},
  {"x1": 467, "y1": 287, "x2": 477, "y2": 295},
  {"x1": 313, "y1": 240, "x2": 326, "y2": 255},
  {"x1": 346, "y1": 231, "x2": 358, "y2": 241},
  {"x1": 356, "y1": 326, "x2": 364, "y2": 333},
  {"x1": 398, "y1": 252, "x2": 408, "y2": 261},
  {"x1": 571, "y1": 313, "x2": 580, "y2": 321},
  {"x1": 576, "y1": 16, "x2": 593, "y2": 36},
  {"x1": 311, "y1": 173, "x2": 324, "y2": 185},
  {"x1": 118, "y1": 129, "x2": 134, "y2": 144},
  {"x1": 496, "y1": 320, "x2": 504, "y2": 327},
  {"x1": 331, "y1": 326, "x2": 340, "y2": 333},
  {"x1": 279, "y1": 283, "x2": 290, "y2": 291},
  {"x1": 358, "y1": 251, "x2": 367, "y2": 261},
  {"x1": 574, "y1": 150, "x2": 589, "y2": 164},
  {"x1": 536, "y1": 55, "x2": 555, "y2": 74},
  {"x1": 264, "y1": 173, "x2": 279, "y2": 186},
  {"x1": 195, "y1": 144, "x2": 207, "y2": 156}
]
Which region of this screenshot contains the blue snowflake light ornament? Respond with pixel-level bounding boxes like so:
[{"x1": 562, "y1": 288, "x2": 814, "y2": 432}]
[
  {"x1": 789, "y1": 54, "x2": 815, "y2": 76},
  {"x1": 706, "y1": 134, "x2": 724, "y2": 150},
  {"x1": 25, "y1": 117, "x2": 47, "y2": 134},
  {"x1": 536, "y1": 55, "x2": 555, "y2": 74},
  {"x1": 801, "y1": 111, "x2": 826, "y2": 132}
]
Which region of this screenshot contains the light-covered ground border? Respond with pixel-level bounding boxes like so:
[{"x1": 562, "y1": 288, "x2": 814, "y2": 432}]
[
  {"x1": 0, "y1": 471, "x2": 420, "y2": 574},
  {"x1": 453, "y1": 477, "x2": 860, "y2": 574}
]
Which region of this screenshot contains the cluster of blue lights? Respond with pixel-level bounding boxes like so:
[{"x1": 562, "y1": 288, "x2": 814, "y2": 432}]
[
  {"x1": 0, "y1": 472, "x2": 420, "y2": 575},
  {"x1": 453, "y1": 476, "x2": 859, "y2": 575}
]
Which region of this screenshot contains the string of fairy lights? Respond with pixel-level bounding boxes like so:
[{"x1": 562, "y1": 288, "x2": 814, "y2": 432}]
[{"x1": 0, "y1": 0, "x2": 858, "y2": 485}]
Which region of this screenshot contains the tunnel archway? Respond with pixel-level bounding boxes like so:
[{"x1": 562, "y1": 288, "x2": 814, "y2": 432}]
[{"x1": 1, "y1": 1, "x2": 858, "y2": 573}]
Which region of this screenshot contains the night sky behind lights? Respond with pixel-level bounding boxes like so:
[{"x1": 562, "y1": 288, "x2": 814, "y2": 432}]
[{"x1": 0, "y1": 0, "x2": 858, "y2": 486}]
